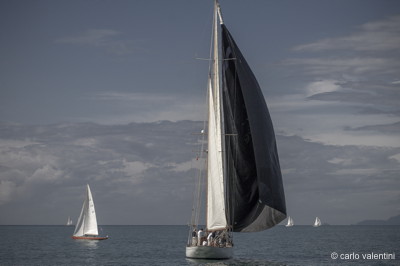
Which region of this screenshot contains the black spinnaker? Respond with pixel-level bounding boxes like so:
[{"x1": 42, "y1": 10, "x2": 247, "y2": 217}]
[{"x1": 221, "y1": 24, "x2": 286, "y2": 232}]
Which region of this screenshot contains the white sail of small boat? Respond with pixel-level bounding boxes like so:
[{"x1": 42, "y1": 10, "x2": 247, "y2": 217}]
[
  {"x1": 285, "y1": 216, "x2": 294, "y2": 227},
  {"x1": 186, "y1": 0, "x2": 286, "y2": 259},
  {"x1": 313, "y1": 217, "x2": 321, "y2": 227},
  {"x1": 66, "y1": 216, "x2": 73, "y2": 226},
  {"x1": 72, "y1": 184, "x2": 108, "y2": 240}
]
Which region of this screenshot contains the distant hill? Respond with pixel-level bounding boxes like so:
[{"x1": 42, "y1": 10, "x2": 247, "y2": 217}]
[{"x1": 357, "y1": 214, "x2": 400, "y2": 225}]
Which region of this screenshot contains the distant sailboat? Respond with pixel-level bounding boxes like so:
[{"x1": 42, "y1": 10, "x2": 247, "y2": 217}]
[
  {"x1": 186, "y1": 0, "x2": 286, "y2": 259},
  {"x1": 66, "y1": 216, "x2": 73, "y2": 226},
  {"x1": 313, "y1": 217, "x2": 321, "y2": 227},
  {"x1": 72, "y1": 184, "x2": 108, "y2": 240},
  {"x1": 285, "y1": 216, "x2": 294, "y2": 227}
]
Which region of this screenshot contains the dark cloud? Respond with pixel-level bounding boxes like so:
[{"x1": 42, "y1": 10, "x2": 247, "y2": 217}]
[
  {"x1": 345, "y1": 121, "x2": 400, "y2": 134},
  {"x1": 1, "y1": 121, "x2": 399, "y2": 225}
]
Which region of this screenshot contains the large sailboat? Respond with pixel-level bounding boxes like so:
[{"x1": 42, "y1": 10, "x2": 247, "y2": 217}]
[
  {"x1": 72, "y1": 184, "x2": 108, "y2": 240},
  {"x1": 186, "y1": 0, "x2": 286, "y2": 259}
]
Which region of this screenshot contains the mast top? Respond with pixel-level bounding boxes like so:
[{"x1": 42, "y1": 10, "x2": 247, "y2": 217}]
[{"x1": 215, "y1": 0, "x2": 224, "y2": 25}]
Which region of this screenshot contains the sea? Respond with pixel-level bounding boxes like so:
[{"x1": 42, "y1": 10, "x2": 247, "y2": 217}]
[{"x1": 0, "y1": 225, "x2": 398, "y2": 266}]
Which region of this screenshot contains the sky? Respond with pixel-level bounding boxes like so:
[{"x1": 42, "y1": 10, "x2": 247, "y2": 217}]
[{"x1": 0, "y1": 0, "x2": 399, "y2": 225}]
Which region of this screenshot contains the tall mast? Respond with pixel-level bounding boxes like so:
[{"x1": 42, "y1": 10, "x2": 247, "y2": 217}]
[{"x1": 206, "y1": 0, "x2": 227, "y2": 231}]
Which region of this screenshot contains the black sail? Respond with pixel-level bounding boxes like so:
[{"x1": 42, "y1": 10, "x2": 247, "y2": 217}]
[{"x1": 221, "y1": 24, "x2": 286, "y2": 232}]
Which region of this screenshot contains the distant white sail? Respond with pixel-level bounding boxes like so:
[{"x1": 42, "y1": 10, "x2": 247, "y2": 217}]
[
  {"x1": 313, "y1": 217, "x2": 321, "y2": 227},
  {"x1": 73, "y1": 184, "x2": 99, "y2": 236},
  {"x1": 285, "y1": 216, "x2": 294, "y2": 227},
  {"x1": 66, "y1": 216, "x2": 73, "y2": 226}
]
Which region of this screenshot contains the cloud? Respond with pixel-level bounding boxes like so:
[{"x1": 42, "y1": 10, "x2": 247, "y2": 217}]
[
  {"x1": 390, "y1": 153, "x2": 400, "y2": 163},
  {"x1": 57, "y1": 29, "x2": 120, "y2": 45},
  {"x1": 92, "y1": 91, "x2": 175, "y2": 103},
  {"x1": 274, "y1": 14, "x2": 400, "y2": 147},
  {"x1": 305, "y1": 79, "x2": 342, "y2": 96},
  {"x1": 79, "y1": 91, "x2": 206, "y2": 124},
  {"x1": 283, "y1": 57, "x2": 400, "y2": 76},
  {"x1": 56, "y1": 29, "x2": 142, "y2": 55},
  {"x1": 277, "y1": 134, "x2": 400, "y2": 224},
  {"x1": 0, "y1": 180, "x2": 17, "y2": 205},
  {"x1": 0, "y1": 121, "x2": 202, "y2": 224},
  {"x1": 345, "y1": 121, "x2": 400, "y2": 134},
  {"x1": 0, "y1": 121, "x2": 399, "y2": 225},
  {"x1": 293, "y1": 15, "x2": 400, "y2": 52}
]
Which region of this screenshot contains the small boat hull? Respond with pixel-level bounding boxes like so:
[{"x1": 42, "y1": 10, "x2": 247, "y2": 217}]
[
  {"x1": 186, "y1": 246, "x2": 233, "y2": 259},
  {"x1": 72, "y1": 235, "x2": 108, "y2": 240}
]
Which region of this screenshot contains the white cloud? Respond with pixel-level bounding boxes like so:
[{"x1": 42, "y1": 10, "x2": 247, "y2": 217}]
[
  {"x1": 328, "y1": 157, "x2": 353, "y2": 166},
  {"x1": 0, "y1": 180, "x2": 17, "y2": 205},
  {"x1": 122, "y1": 160, "x2": 153, "y2": 179},
  {"x1": 80, "y1": 91, "x2": 206, "y2": 124},
  {"x1": 283, "y1": 57, "x2": 399, "y2": 76},
  {"x1": 276, "y1": 14, "x2": 400, "y2": 149},
  {"x1": 57, "y1": 29, "x2": 142, "y2": 55},
  {"x1": 389, "y1": 153, "x2": 400, "y2": 163},
  {"x1": 305, "y1": 79, "x2": 342, "y2": 96},
  {"x1": 57, "y1": 29, "x2": 120, "y2": 45},
  {"x1": 293, "y1": 15, "x2": 400, "y2": 52},
  {"x1": 72, "y1": 138, "x2": 98, "y2": 147},
  {"x1": 0, "y1": 139, "x2": 38, "y2": 149},
  {"x1": 330, "y1": 168, "x2": 380, "y2": 176},
  {"x1": 93, "y1": 92, "x2": 175, "y2": 102},
  {"x1": 170, "y1": 159, "x2": 202, "y2": 172},
  {"x1": 30, "y1": 165, "x2": 63, "y2": 182}
]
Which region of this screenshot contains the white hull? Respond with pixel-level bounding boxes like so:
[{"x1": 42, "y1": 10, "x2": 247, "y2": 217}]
[{"x1": 186, "y1": 246, "x2": 233, "y2": 259}]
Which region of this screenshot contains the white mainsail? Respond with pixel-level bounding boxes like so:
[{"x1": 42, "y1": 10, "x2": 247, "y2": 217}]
[
  {"x1": 313, "y1": 217, "x2": 321, "y2": 227},
  {"x1": 206, "y1": 0, "x2": 227, "y2": 232},
  {"x1": 285, "y1": 216, "x2": 294, "y2": 227},
  {"x1": 73, "y1": 184, "x2": 99, "y2": 236}
]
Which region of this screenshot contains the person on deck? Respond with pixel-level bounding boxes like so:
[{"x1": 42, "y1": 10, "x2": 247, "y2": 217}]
[
  {"x1": 207, "y1": 232, "x2": 214, "y2": 246},
  {"x1": 197, "y1": 228, "x2": 204, "y2": 246},
  {"x1": 191, "y1": 229, "x2": 197, "y2": 246}
]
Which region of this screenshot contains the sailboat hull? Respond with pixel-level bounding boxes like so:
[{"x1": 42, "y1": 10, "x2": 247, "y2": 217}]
[
  {"x1": 71, "y1": 235, "x2": 108, "y2": 240},
  {"x1": 186, "y1": 246, "x2": 233, "y2": 259}
]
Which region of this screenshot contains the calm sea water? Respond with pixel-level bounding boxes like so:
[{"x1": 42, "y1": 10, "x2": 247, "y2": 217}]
[{"x1": 0, "y1": 225, "x2": 398, "y2": 265}]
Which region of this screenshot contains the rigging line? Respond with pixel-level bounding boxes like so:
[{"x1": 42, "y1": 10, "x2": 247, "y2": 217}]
[
  {"x1": 190, "y1": 2, "x2": 215, "y2": 231},
  {"x1": 194, "y1": 1, "x2": 214, "y2": 60}
]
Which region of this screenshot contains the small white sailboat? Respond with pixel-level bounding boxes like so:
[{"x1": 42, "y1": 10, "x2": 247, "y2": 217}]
[
  {"x1": 66, "y1": 216, "x2": 73, "y2": 226},
  {"x1": 186, "y1": 0, "x2": 286, "y2": 259},
  {"x1": 72, "y1": 184, "x2": 108, "y2": 240},
  {"x1": 285, "y1": 216, "x2": 294, "y2": 227},
  {"x1": 313, "y1": 217, "x2": 322, "y2": 227}
]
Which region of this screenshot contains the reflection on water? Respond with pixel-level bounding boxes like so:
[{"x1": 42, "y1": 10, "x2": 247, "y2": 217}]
[{"x1": 76, "y1": 239, "x2": 99, "y2": 250}]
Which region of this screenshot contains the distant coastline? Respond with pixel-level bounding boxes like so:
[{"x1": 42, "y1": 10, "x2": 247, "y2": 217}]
[{"x1": 356, "y1": 214, "x2": 400, "y2": 225}]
